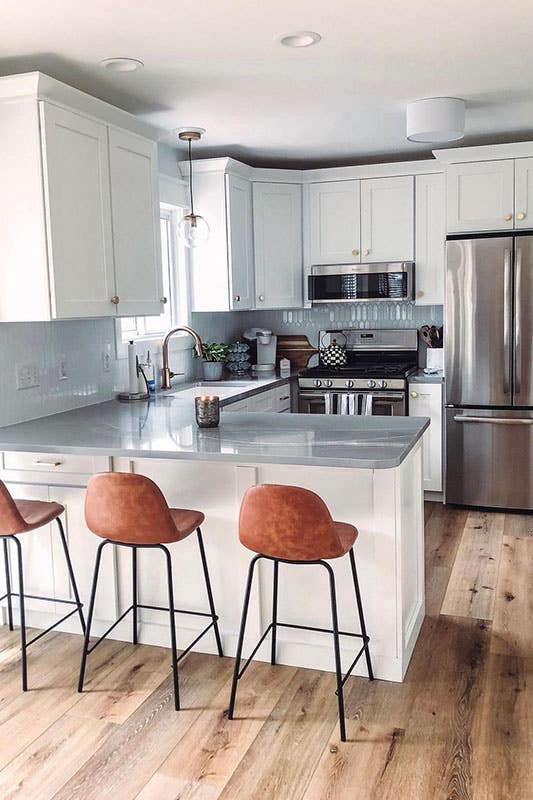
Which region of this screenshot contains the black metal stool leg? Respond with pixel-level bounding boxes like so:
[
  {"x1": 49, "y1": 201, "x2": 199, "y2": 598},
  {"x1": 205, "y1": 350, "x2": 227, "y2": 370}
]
[
  {"x1": 349, "y1": 548, "x2": 374, "y2": 681},
  {"x1": 56, "y1": 518, "x2": 85, "y2": 634},
  {"x1": 160, "y1": 545, "x2": 180, "y2": 711},
  {"x1": 322, "y1": 561, "x2": 347, "y2": 742},
  {"x1": 228, "y1": 555, "x2": 261, "y2": 720},
  {"x1": 271, "y1": 560, "x2": 279, "y2": 665},
  {"x1": 11, "y1": 536, "x2": 27, "y2": 691},
  {"x1": 196, "y1": 528, "x2": 223, "y2": 657},
  {"x1": 132, "y1": 546, "x2": 138, "y2": 645},
  {"x1": 3, "y1": 538, "x2": 14, "y2": 631},
  {"x1": 78, "y1": 540, "x2": 107, "y2": 693}
]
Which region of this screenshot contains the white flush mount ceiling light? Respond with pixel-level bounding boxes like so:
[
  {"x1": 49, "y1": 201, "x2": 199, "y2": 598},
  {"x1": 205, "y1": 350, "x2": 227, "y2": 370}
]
[
  {"x1": 277, "y1": 31, "x2": 322, "y2": 48},
  {"x1": 100, "y1": 57, "x2": 144, "y2": 72},
  {"x1": 176, "y1": 127, "x2": 210, "y2": 249},
  {"x1": 406, "y1": 97, "x2": 465, "y2": 143}
]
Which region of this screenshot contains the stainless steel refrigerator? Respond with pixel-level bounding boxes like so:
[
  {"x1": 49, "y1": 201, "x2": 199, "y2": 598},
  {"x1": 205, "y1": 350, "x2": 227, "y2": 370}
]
[{"x1": 446, "y1": 233, "x2": 533, "y2": 510}]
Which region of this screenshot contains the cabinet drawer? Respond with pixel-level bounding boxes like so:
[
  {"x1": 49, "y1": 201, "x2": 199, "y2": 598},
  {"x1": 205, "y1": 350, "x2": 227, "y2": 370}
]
[{"x1": 2, "y1": 451, "x2": 110, "y2": 477}]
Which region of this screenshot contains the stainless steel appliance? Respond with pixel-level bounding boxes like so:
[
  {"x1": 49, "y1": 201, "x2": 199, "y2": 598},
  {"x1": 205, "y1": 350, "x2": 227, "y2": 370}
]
[
  {"x1": 446, "y1": 233, "x2": 533, "y2": 510},
  {"x1": 307, "y1": 262, "x2": 415, "y2": 304},
  {"x1": 243, "y1": 328, "x2": 277, "y2": 373},
  {"x1": 298, "y1": 329, "x2": 417, "y2": 416}
]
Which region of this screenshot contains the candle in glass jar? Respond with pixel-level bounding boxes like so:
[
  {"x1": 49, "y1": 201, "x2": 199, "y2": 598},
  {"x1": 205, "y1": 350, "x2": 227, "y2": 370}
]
[{"x1": 195, "y1": 395, "x2": 220, "y2": 428}]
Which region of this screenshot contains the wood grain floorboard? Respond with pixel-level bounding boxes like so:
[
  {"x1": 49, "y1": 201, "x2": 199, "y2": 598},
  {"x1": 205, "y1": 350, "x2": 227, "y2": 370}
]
[
  {"x1": 0, "y1": 503, "x2": 530, "y2": 800},
  {"x1": 441, "y1": 511, "x2": 504, "y2": 621}
]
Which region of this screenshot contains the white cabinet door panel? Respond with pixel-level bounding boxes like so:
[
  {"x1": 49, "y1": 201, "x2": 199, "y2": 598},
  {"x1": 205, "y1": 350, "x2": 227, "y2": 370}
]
[
  {"x1": 409, "y1": 383, "x2": 442, "y2": 492},
  {"x1": 226, "y1": 175, "x2": 254, "y2": 310},
  {"x1": 446, "y1": 160, "x2": 514, "y2": 233},
  {"x1": 514, "y1": 157, "x2": 533, "y2": 229},
  {"x1": 309, "y1": 181, "x2": 361, "y2": 264},
  {"x1": 415, "y1": 173, "x2": 445, "y2": 305},
  {"x1": 39, "y1": 102, "x2": 115, "y2": 318},
  {"x1": 253, "y1": 183, "x2": 302, "y2": 309},
  {"x1": 361, "y1": 176, "x2": 414, "y2": 262},
  {"x1": 108, "y1": 128, "x2": 163, "y2": 317}
]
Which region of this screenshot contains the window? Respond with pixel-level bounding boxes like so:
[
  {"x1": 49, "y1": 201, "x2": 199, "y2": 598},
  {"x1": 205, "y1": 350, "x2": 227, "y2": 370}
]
[{"x1": 117, "y1": 208, "x2": 189, "y2": 346}]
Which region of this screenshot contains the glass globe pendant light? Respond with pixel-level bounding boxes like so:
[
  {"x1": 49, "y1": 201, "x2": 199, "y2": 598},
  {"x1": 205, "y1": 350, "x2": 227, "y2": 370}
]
[{"x1": 177, "y1": 128, "x2": 210, "y2": 248}]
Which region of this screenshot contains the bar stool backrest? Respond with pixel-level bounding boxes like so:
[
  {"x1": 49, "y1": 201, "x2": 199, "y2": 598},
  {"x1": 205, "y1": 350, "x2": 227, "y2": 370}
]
[
  {"x1": 85, "y1": 473, "x2": 177, "y2": 544},
  {"x1": 239, "y1": 483, "x2": 345, "y2": 561},
  {"x1": 0, "y1": 480, "x2": 29, "y2": 536}
]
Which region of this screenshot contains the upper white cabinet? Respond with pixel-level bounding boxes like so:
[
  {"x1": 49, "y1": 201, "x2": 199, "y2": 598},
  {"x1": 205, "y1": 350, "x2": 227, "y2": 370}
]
[
  {"x1": 514, "y1": 157, "x2": 533, "y2": 229},
  {"x1": 414, "y1": 173, "x2": 445, "y2": 305},
  {"x1": 0, "y1": 73, "x2": 162, "y2": 322},
  {"x1": 308, "y1": 176, "x2": 414, "y2": 266},
  {"x1": 309, "y1": 180, "x2": 361, "y2": 264},
  {"x1": 189, "y1": 168, "x2": 254, "y2": 312},
  {"x1": 253, "y1": 182, "x2": 302, "y2": 309},
  {"x1": 108, "y1": 128, "x2": 163, "y2": 317},
  {"x1": 446, "y1": 160, "x2": 515, "y2": 233},
  {"x1": 360, "y1": 176, "x2": 414, "y2": 262}
]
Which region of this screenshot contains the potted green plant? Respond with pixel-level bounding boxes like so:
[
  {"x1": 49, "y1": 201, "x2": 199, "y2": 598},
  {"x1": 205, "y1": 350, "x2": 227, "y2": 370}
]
[{"x1": 201, "y1": 342, "x2": 229, "y2": 381}]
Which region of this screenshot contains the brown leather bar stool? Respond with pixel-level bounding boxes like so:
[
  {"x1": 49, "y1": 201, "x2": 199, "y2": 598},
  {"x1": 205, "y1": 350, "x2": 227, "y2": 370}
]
[
  {"x1": 228, "y1": 484, "x2": 373, "y2": 742},
  {"x1": 78, "y1": 472, "x2": 223, "y2": 710},
  {"x1": 0, "y1": 480, "x2": 85, "y2": 690}
]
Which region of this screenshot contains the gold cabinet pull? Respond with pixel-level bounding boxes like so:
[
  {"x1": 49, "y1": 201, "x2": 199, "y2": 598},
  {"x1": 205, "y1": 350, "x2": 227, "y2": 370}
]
[
  {"x1": 504, "y1": 213, "x2": 512, "y2": 221},
  {"x1": 517, "y1": 212, "x2": 526, "y2": 220},
  {"x1": 111, "y1": 295, "x2": 120, "y2": 305},
  {"x1": 351, "y1": 248, "x2": 359, "y2": 257}
]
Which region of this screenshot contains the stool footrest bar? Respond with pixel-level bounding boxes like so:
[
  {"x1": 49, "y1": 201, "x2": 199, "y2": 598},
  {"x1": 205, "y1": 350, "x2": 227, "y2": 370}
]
[
  {"x1": 86, "y1": 605, "x2": 134, "y2": 654},
  {"x1": 176, "y1": 621, "x2": 216, "y2": 663},
  {"x1": 137, "y1": 603, "x2": 214, "y2": 619},
  {"x1": 0, "y1": 591, "x2": 81, "y2": 606},
  {"x1": 238, "y1": 624, "x2": 273, "y2": 679},
  {"x1": 25, "y1": 607, "x2": 81, "y2": 647}
]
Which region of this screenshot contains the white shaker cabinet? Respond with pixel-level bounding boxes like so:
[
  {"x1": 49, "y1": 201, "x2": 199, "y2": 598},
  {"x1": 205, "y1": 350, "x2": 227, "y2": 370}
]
[
  {"x1": 408, "y1": 382, "x2": 442, "y2": 492},
  {"x1": 309, "y1": 180, "x2": 361, "y2": 264},
  {"x1": 360, "y1": 176, "x2": 414, "y2": 262},
  {"x1": 108, "y1": 128, "x2": 163, "y2": 317},
  {"x1": 189, "y1": 169, "x2": 254, "y2": 312},
  {"x1": 253, "y1": 182, "x2": 302, "y2": 309},
  {"x1": 446, "y1": 160, "x2": 515, "y2": 233},
  {"x1": 514, "y1": 157, "x2": 533, "y2": 229},
  {"x1": 0, "y1": 75, "x2": 163, "y2": 322},
  {"x1": 414, "y1": 173, "x2": 445, "y2": 305},
  {"x1": 40, "y1": 103, "x2": 117, "y2": 319}
]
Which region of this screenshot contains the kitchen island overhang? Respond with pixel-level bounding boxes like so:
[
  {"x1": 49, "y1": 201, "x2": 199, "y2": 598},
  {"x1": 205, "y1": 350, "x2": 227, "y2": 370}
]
[{"x1": 0, "y1": 400, "x2": 429, "y2": 682}]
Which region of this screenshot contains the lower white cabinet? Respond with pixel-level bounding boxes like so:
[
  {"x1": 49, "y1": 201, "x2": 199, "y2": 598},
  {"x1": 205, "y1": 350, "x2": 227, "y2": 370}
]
[
  {"x1": 224, "y1": 384, "x2": 291, "y2": 414},
  {"x1": 408, "y1": 382, "x2": 442, "y2": 492}
]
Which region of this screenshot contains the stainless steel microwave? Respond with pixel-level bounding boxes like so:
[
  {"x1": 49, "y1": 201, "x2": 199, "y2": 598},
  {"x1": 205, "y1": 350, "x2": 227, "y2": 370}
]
[{"x1": 307, "y1": 262, "x2": 415, "y2": 304}]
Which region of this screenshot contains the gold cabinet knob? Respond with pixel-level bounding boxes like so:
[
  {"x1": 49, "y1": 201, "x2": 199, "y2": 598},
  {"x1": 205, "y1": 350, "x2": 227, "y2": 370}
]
[
  {"x1": 504, "y1": 213, "x2": 512, "y2": 221},
  {"x1": 517, "y1": 212, "x2": 526, "y2": 220},
  {"x1": 416, "y1": 290, "x2": 425, "y2": 298},
  {"x1": 234, "y1": 295, "x2": 240, "y2": 302},
  {"x1": 160, "y1": 296, "x2": 168, "y2": 304},
  {"x1": 111, "y1": 295, "x2": 120, "y2": 305},
  {"x1": 410, "y1": 390, "x2": 418, "y2": 398},
  {"x1": 363, "y1": 249, "x2": 370, "y2": 256},
  {"x1": 351, "y1": 248, "x2": 359, "y2": 257}
]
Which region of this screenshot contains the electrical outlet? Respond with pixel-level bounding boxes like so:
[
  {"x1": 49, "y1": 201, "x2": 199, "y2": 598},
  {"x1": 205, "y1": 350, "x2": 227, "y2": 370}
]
[
  {"x1": 16, "y1": 363, "x2": 40, "y2": 390},
  {"x1": 58, "y1": 355, "x2": 68, "y2": 381},
  {"x1": 102, "y1": 344, "x2": 112, "y2": 373}
]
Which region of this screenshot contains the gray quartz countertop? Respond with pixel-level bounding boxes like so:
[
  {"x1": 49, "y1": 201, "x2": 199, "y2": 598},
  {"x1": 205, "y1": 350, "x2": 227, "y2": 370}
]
[
  {"x1": 408, "y1": 370, "x2": 444, "y2": 384},
  {"x1": 0, "y1": 394, "x2": 429, "y2": 470}
]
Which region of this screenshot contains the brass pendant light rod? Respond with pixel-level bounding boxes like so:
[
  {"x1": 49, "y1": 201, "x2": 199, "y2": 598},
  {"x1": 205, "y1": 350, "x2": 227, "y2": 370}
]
[{"x1": 177, "y1": 127, "x2": 205, "y2": 219}]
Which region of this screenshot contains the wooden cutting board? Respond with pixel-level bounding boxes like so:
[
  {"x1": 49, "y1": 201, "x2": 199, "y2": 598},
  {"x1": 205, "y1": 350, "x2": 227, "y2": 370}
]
[{"x1": 276, "y1": 335, "x2": 318, "y2": 371}]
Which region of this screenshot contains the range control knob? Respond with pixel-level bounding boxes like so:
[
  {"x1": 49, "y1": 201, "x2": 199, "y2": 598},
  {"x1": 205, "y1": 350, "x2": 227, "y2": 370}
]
[
  {"x1": 378, "y1": 380, "x2": 387, "y2": 389},
  {"x1": 314, "y1": 379, "x2": 322, "y2": 388},
  {"x1": 324, "y1": 379, "x2": 333, "y2": 388},
  {"x1": 367, "y1": 379, "x2": 376, "y2": 388},
  {"x1": 345, "y1": 379, "x2": 355, "y2": 388}
]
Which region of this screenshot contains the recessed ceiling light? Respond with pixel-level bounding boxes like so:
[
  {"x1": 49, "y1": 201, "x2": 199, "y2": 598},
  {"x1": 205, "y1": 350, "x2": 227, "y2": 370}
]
[
  {"x1": 100, "y1": 57, "x2": 144, "y2": 73},
  {"x1": 277, "y1": 31, "x2": 321, "y2": 48}
]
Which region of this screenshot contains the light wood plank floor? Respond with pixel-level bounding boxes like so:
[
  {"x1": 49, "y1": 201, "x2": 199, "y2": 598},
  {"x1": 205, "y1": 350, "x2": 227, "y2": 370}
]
[{"x1": 0, "y1": 503, "x2": 531, "y2": 800}]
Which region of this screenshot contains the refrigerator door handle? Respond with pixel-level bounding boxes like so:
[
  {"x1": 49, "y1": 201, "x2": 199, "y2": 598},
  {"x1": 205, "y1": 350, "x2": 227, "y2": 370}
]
[
  {"x1": 503, "y1": 248, "x2": 512, "y2": 395},
  {"x1": 514, "y1": 247, "x2": 522, "y2": 396},
  {"x1": 453, "y1": 415, "x2": 533, "y2": 425}
]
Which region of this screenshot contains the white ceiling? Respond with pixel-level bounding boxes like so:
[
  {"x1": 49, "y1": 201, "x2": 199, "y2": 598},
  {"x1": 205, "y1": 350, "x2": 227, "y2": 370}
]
[{"x1": 2, "y1": 0, "x2": 533, "y2": 167}]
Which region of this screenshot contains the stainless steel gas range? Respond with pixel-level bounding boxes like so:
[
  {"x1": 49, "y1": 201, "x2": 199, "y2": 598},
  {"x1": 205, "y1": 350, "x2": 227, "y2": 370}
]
[{"x1": 298, "y1": 329, "x2": 418, "y2": 416}]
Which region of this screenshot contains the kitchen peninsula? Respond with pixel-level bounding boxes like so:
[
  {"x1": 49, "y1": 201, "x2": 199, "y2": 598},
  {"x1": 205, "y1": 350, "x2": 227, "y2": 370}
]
[{"x1": 0, "y1": 395, "x2": 429, "y2": 682}]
